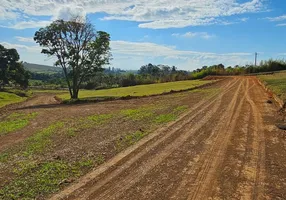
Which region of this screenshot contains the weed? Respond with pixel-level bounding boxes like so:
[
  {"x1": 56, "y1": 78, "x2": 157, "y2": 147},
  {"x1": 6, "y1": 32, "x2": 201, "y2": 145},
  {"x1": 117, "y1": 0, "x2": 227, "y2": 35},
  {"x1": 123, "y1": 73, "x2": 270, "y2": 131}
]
[
  {"x1": 120, "y1": 108, "x2": 153, "y2": 120},
  {"x1": 23, "y1": 122, "x2": 64, "y2": 156},
  {"x1": 0, "y1": 112, "x2": 38, "y2": 136},
  {"x1": 0, "y1": 161, "x2": 82, "y2": 199},
  {"x1": 78, "y1": 159, "x2": 94, "y2": 168},
  {"x1": 87, "y1": 114, "x2": 113, "y2": 124},
  {"x1": 174, "y1": 105, "x2": 188, "y2": 113},
  {"x1": 95, "y1": 155, "x2": 105, "y2": 165},
  {"x1": 154, "y1": 114, "x2": 177, "y2": 124},
  {"x1": 0, "y1": 153, "x2": 9, "y2": 163},
  {"x1": 66, "y1": 128, "x2": 77, "y2": 137},
  {"x1": 116, "y1": 130, "x2": 147, "y2": 151}
]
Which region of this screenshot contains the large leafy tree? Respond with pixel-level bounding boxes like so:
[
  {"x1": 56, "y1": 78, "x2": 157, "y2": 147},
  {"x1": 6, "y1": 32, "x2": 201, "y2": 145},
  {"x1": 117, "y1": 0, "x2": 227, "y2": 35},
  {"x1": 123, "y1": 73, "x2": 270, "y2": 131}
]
[
  {"x1": 0, "y1": 44, "x2": 30, "y2": 89},
  {"x1": 34, "y1": 18, "x2": 112, "y2": 99}
]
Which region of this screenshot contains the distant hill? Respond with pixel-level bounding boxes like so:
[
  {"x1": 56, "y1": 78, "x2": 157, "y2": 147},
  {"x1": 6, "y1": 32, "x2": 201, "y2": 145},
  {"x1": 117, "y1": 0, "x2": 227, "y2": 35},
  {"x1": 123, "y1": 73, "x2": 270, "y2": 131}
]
[{"x1": 23, "y1": 62, "x2": 62, "y2": 74}]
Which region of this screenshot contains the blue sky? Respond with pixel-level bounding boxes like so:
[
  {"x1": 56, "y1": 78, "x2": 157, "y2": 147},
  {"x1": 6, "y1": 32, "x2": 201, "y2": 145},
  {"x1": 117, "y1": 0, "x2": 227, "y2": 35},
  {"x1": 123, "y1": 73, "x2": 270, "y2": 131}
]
[{"x1": 1, "y1": 0, "x2": 286, "y2": 71}]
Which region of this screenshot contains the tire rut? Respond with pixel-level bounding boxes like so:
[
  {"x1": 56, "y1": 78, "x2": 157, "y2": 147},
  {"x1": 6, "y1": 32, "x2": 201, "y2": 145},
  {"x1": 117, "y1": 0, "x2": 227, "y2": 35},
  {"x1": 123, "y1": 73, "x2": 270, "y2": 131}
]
[{"x1": 51, "y1": 78, "x2": 240, "y2": 200}]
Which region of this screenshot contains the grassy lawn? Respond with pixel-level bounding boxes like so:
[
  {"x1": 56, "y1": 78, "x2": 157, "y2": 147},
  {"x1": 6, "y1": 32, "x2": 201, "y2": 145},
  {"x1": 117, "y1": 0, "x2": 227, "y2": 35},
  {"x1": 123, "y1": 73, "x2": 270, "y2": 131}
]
[
  {"x1": 258, "y1": 71, "x2": 286, "y2": 102},
  {"x1": 59, "y1": 80, "x2": 214, "y2": 100},
  {"x1": 31, "y1": 89, "x2": 68, "y2": 94},
  {"x1": 0, "y1": 92, "x2": 27, "y2": 108}
]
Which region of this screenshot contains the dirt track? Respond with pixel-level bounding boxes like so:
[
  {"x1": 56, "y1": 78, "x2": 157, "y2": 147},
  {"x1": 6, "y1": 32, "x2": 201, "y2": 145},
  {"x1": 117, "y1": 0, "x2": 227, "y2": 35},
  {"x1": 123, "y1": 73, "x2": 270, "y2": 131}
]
[{"x1": 46, "y1": 77, "x2": 286, "y2": 200}]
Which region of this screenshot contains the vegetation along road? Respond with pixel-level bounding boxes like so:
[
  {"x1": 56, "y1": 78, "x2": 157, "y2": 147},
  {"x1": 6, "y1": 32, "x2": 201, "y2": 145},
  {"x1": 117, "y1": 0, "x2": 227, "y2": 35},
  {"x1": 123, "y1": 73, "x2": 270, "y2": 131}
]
[{"x1": 1, "y1": 76, "x2": 286, "y2": 199}]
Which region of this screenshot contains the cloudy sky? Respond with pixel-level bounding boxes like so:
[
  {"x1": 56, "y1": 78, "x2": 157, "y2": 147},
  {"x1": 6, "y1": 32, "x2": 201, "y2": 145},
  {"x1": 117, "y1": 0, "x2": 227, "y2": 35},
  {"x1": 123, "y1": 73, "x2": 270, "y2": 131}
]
[{"x1": 1, "y1": 0, "x2": 286, "y2": 70}]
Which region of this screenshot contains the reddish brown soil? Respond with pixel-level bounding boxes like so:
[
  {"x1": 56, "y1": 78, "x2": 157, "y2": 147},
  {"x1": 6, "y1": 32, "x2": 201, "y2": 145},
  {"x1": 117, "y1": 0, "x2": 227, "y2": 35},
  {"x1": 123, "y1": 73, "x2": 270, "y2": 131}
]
[
  {"x1": 46, "y1": 77, "x2": 286, "y2": 200},
  {"x1": 1, "y1": 77, "x2": 286, "y2": 200}
]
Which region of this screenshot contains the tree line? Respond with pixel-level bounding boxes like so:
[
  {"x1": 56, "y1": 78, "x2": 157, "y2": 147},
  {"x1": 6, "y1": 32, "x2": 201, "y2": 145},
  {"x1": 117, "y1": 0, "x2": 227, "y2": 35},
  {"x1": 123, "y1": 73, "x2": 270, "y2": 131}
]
[
  {"x1": 1, "y1": 16, "x2": 286, "y2": 99},
  {"x1": 191, "y1": 60, "x2": 286, "y2": 79}
]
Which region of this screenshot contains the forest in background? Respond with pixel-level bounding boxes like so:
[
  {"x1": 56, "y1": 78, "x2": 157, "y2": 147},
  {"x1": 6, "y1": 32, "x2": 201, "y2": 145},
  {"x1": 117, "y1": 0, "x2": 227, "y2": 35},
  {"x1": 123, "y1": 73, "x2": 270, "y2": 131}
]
[{"x1": 26, "y1": 59, "x2": 286, "y2": 90}]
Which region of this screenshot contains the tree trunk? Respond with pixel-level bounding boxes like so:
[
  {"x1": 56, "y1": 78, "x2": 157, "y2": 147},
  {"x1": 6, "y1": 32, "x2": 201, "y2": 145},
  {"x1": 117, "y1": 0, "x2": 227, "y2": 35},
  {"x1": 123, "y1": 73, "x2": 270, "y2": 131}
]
[
  {"x1": 62, "y1": 67, "x2": 73, "y2": 99},
  {"x1": 72, "y1": 87, "x2": 79, "y2": 99}
]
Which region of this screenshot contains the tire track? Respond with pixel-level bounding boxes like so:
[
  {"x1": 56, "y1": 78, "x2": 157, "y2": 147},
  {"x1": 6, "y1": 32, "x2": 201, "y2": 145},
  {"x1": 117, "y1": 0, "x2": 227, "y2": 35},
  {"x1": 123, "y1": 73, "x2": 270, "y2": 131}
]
[
  {"x1": 74, "y1": 79, "x2": 240, "y2": 200},
  {"x1": 170, "y1": 78, "x2": 246, "y2": 199},
  {"x1": 187, "y1": 78, "x2": 248, "y2": 200},
  {"x1": 51, "y1": 78, "x2": 239, "y2": 200},
  {"x1": 244, "y1": 78, "x2": 266, "y2": 200}
]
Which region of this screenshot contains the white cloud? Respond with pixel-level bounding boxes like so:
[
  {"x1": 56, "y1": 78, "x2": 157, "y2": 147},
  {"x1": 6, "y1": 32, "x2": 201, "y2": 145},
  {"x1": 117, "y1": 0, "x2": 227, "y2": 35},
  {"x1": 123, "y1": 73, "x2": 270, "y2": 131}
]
[
  {"x1": 1, "y1": 20, "x2": 51, "y2": 29},
  {"x1": 172, "y1": 32, "x2": 215, "y2": 39},
  {"x1": 15, "y1": 36, "x2": 35, "y2": 43},
  {"x1": 110, "y1": 40, "x2": 253, "y2": 69},
  {"x1": 0, "y1": 42, "x2": 41, "y2": 52},
  {"x1": 1, "y1": 40, "x2": 253, "y2": 70},
  {"x1": 265, "y1": 15, "x2": 286, "y2": 22},
  {"x1": 52, "y1": 6, "x2": 87, "y2": 21},
  {"x1": 276, "y1": 23, "x2": 286, "y2": 27},
  {"x1": 239, "y1": 17, "x2": 249, "y2": 22},
  {"x1": 0, "y1": 0, "x2": 265, "y2": 29}
]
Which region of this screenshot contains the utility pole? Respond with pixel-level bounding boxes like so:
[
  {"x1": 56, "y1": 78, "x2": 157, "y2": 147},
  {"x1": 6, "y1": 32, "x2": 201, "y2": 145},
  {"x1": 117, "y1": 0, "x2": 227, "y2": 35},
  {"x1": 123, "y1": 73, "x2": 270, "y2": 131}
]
[{"x1": 255, "y1": 52, "x2": 258, "y2": 66}]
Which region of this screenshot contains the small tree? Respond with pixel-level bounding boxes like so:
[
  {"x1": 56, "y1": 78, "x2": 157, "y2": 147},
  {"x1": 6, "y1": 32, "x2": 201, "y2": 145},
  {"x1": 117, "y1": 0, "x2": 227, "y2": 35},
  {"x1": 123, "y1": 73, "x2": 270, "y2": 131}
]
[
  {"x1": 0, "y1": 44, "x2": 30, "y2": 89},
  {"x1": 34, "y1": 18, "x2": 112, "y2": 99}
]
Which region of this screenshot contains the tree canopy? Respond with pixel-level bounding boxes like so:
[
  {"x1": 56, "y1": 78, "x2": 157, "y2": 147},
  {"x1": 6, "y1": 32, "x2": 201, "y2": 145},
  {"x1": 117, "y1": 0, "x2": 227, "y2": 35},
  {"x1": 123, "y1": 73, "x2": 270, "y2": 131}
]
[
  {"x1": 0, "y1": 44, "x2": 30, "y2": 89},
  {"x1": 34, "y1": 18, "x2": 112, "y2": 99}
]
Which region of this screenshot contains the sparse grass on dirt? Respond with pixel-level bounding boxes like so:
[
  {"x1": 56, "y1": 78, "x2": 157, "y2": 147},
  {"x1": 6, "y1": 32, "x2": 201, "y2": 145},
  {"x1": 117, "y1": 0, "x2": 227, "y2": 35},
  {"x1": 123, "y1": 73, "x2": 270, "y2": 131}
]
[
  {"x1": 58, "y1": 80, "x2": 214, "y2": 100},
  {"x1": 120, "y1": 107, "x2": 154, "y2": 120},
  {"x1": 0, "y1": 160, "x2": 91, "y2": 199},
  {"x1": 0, "y1": 85, "x2": 219, "y2": 199},
  {"x1": 258, "y1": 71, "x2": 286, "y2": 102},
  {"x1": 0, "y1": 112, "x2": 38, "y2": 136}
]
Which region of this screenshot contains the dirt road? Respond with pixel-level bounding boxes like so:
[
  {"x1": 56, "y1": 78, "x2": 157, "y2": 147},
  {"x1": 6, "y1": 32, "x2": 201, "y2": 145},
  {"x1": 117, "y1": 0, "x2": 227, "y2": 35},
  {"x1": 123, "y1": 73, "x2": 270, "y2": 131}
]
[{"x1": 48, "y1": 77, "x2": 286, "y2": 200}]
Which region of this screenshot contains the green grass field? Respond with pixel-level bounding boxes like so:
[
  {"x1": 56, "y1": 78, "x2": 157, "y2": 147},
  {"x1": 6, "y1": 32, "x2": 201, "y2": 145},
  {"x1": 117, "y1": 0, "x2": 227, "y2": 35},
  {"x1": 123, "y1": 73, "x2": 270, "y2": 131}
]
[
  {"x1": 58, "y1": 80, "x2": 214, "y2": 100},
  {"x1": 0, "y1": 92, "x2": 27, "y2": 108},
  {"x1": 258, "y1": 71, "x2": 286, "y2": 102}
]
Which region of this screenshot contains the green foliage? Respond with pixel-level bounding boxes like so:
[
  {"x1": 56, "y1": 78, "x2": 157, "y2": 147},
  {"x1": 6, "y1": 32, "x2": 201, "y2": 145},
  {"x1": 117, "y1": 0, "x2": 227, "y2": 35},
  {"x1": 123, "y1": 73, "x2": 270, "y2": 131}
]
[
  {"x1": 121, "y1": 108, "x2": 154, "y2": 120},
  {"x1": 85, "y1": 64, "x2": 192, "y2": 90},
  {"x1": 116, "y1": 130, "x2": 147, "y2": 151},
  {"x1": 154, "y1": 114, "x2": 177, "y2": 124},
  {"x1": 0, "y1": 92, "x2": 26, "y2": 108},
  {"x1": 191, "y1": 59, "x2": 286, "y2": 79},
  {"x1": 23, "y1": 122, "x2": 64, "y2": 156},
  {"x1": 0, "y1": 44, "x2": 30, "y2": 89},
  {"x1": 154, "y1": 105, "x2": 188, "y2": 124},
  {"x1": 0, "y1": 153, "x2": 9, "y2": 163},
  {"x1": 173, "y1": 105, "x2": 188, "y2": 113},
  {"x1": 34, "y1": 18, "x2": 111, "y2": 99},
  {"x1": 0, "y1": 112, "x2": 37, "y2": 136},
  {"x1": 95, "y1": 155, "x2": 105, "y2": 165},
  {"x1": 58, "y1": 80, "x2": 212, "y2": 100},
  {"x1": 258, "y1": 71, "x2": 286, "y2": 102},
  {"x1": 87, "y1": 114, "x2": 113, "y2": 124},
  {"x1": 0, "y1": 161, "x2": 84, "y2": 199}
]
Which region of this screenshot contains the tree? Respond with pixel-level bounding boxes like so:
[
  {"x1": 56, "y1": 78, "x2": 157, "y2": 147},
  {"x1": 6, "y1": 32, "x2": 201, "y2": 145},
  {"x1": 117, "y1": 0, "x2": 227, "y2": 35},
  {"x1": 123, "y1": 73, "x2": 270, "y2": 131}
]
[
  {"x1": 34, "y1": 17, "x2": 112, "y2": 99},
  {"x1": 0, "y1": 44, "x2": 30, "y2": 89}
]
